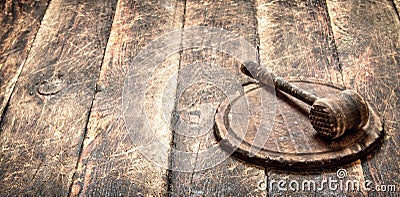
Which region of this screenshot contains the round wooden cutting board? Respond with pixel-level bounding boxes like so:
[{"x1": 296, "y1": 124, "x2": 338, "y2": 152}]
[{"x1": 214, "y1": 80, "x2": 384, "y2": 170}]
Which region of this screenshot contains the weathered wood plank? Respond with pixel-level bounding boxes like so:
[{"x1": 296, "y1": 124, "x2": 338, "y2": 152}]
[
  {"x1": 394, "y1": 0, "x2": 400, "y2": 18},
  {"x1": 256, "y1": 0, "x2": 343, "y2": 83},
  {"x1": 0, "y1": 0, "x2": 116, "y2": 195},
  {"x1": 327, "y1": 0, "x2": 399, "y2": 195},
  {"x1": 256, "y1": 0, "x2": 366, "y2": 195},
  {"x1": 70, "y1": 0, "x2": 185, "y2": 196},
  {"x1": 168, "y1": 0, "x2": 266, "y2": 196},
  {"x1": 0, "y1": 0, "x2": 49, "y2": 121}
]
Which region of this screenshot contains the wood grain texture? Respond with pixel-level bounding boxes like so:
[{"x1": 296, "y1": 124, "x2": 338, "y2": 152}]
[
  {"x1": 394, "y1": 0, "x2": 400, "y2": 18},
  {"x1": 0, "y1": 0, "x2": 49, "y2": 121},
  {"x1": 168, "y1": 0, "x2": 266, "y2": 196},
  {"x1": 256, "y1": 0, "x2": 343, "y2": 84},
  {"x1": 256, "y1": 0, "x2": 366, "y2": 195},
  {"x1": 327, "y1": 0, "x2": 399, "y2": 195},
  {"x1": 0, "y1": 0, "x2": 116, "y2": 195},
  {"x1": 70, "y1": 0, "x2": 185, "y2": 196}
]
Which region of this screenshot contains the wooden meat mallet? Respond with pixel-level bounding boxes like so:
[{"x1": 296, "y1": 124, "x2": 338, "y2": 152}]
[{"x1": 240, "y1": 61, "x2": 369, "y2": 139}]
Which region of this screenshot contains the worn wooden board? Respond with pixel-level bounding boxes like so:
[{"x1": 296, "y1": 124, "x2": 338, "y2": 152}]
[
  {"x1": 256, "y1": 0, "x2": 343, "y2": 83},
  {"x1": 0, "y1": 0, "x2": 49, "y2": 121},
  {"x1": 70, "y1": 0, "x2": 185, "y2": 196},
  {"x1": 0, "y1": 0, "x2": 397, "y2": 195},
  {"x1": 0, "y1": 0, "x2": 116, "y2": 195},
  {"x1": 327, "y1": 0, "x2": 399, "y2": 195},
  {"x1": 255, "y1": 0, "x2": 367, "y2": 195},
  {"x1": 394, "y1": 0, "x2": 400, "y2": 18},
  {"x1": 168, "y1": 0, "x2": 267, "y2": 196}
]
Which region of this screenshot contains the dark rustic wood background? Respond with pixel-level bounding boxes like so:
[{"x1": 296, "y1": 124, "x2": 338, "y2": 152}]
[{"x1": 0, "y1": 0, "x2": 398, "y2": 196}]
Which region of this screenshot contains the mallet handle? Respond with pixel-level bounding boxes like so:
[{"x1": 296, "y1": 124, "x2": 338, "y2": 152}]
[{"x1": 241, "y1": 61, "x2": 318, "y2": 105}]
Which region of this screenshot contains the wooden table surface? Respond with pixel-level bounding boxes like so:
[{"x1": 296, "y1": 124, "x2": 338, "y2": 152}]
[{"x1": 0, "y1": 0, "x2": 399, "y2": 196}]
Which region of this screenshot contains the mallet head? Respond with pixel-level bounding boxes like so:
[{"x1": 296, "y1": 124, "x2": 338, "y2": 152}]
[{"x1": 309, "y1": 90, "x2": 369, "y2": 139}]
